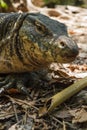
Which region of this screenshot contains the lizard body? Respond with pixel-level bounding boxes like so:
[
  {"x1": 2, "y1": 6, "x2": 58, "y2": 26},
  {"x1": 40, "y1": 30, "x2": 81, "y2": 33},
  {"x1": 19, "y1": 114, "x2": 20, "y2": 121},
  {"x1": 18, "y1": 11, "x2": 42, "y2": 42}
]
[{"x1": 0, "y1": 13, "x2": 79, "y2": 95}]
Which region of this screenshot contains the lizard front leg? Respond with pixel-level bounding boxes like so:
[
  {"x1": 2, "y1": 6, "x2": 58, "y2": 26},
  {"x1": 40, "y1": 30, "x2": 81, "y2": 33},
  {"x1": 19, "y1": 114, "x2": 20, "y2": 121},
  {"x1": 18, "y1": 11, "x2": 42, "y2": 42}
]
[
  {"x1": 0, "y1": 73, "x2": 31, "y2": 96},
  {"x1": 0, "y1": 71, "x2": 50, "y2": 97}
]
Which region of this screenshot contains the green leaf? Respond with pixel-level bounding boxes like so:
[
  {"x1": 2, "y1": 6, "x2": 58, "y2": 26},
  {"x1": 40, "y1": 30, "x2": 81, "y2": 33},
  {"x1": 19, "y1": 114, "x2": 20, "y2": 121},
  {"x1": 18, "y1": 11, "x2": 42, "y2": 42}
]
[{"x1": 0, "y1": 0, "x2": 8, "y2": 9}]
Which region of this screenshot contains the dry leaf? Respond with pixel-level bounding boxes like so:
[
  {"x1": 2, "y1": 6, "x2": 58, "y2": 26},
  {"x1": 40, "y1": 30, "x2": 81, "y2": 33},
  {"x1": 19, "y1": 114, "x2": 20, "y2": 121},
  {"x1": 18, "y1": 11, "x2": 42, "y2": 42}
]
[{"x1": 69, "y1": 108, "x2": 87, "y2": 123}]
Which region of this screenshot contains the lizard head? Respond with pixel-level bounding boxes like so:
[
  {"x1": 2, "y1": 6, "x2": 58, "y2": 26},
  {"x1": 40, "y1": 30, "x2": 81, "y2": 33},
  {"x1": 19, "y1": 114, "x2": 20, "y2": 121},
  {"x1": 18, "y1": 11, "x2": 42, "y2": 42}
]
[{"x1": 19, "y1": 13, "x2": 79, "y2": 67}]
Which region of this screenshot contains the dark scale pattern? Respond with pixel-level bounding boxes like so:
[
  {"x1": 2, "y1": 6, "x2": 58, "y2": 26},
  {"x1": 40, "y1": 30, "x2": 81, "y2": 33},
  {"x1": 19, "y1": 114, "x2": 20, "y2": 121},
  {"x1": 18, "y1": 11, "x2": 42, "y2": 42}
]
[
  {"x1": 0, "y1": 13, "x2": 18, "y2": 40},
  {"x1": 0, "y1": 13, "x2": 29, "y2": 72},
  {"x1": 27, "y1": 13, "x2": 68, "y2": 37}
]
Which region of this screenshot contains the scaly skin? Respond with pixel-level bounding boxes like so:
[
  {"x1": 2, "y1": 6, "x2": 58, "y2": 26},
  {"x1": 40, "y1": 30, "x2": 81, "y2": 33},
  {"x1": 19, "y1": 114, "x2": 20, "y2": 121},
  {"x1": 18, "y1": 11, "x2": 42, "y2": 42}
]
[{"x1": 0, "y1": 13, "x2": 79, "y2": 96}]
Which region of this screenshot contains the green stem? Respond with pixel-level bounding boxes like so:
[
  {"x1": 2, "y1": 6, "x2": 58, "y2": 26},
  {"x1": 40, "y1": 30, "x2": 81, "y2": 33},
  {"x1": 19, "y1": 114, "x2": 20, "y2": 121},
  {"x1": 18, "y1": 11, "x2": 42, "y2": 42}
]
[{"x1": 46, "y1": 76, "x2": 87, "y2": 113}]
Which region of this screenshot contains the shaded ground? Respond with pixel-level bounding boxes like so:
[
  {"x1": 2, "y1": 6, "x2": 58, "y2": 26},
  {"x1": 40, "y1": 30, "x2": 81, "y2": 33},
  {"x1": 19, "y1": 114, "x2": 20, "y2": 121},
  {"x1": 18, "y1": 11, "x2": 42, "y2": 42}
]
[{"x1": 0, "y1": 0, "x2": 87, "y2": 130}]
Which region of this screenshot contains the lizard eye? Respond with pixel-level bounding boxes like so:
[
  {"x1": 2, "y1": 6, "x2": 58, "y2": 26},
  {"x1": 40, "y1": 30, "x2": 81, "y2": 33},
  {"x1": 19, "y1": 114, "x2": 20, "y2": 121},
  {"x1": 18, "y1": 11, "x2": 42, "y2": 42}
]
[{"x1": 35, "y1": 21, "x2": 46, "y2": 34}]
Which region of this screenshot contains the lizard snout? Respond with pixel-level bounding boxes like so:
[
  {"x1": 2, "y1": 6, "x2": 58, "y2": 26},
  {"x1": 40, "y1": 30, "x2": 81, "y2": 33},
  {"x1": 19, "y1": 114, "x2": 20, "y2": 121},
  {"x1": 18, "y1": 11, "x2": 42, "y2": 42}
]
[{"x1": 51, "y1": 35, "x2": 79, "y2": 63}]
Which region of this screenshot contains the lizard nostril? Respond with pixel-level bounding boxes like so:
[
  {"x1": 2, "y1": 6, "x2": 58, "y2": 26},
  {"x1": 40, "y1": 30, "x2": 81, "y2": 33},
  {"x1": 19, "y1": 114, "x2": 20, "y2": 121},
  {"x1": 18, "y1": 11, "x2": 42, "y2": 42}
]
[
  {"x1": 60, "y1": 41, "x2": 65, "y2": 47},
  {"x1": 58, "y1": 41, "x2": 66, "y2": 48}
]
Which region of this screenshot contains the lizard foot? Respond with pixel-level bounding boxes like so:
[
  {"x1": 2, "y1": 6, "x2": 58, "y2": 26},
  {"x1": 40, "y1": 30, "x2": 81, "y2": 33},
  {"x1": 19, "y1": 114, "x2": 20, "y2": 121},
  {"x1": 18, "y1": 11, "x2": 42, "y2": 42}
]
[
  {"x1": 0, "y1": 73, "x2": 31, "y2": 97},
  {"x1": 0, "y1": 72, "x2": 49, "y2": 98}
]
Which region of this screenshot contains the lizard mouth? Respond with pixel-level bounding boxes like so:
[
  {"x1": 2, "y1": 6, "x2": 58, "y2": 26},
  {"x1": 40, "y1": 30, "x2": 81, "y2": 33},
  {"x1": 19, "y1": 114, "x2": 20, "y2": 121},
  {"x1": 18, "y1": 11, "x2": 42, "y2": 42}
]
[
  {"x1": 63, "y1": 53, "x2": 78, "y2": 63},
  {"x1": 52, "y1": 48, "x2": 79, "y2": 63},
  {"x1": 65, "y1": 48, "x2": 79, "y2": 58},
  {"x1": 62, "y1": 51, "x2": 79, "y2": 62}
]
